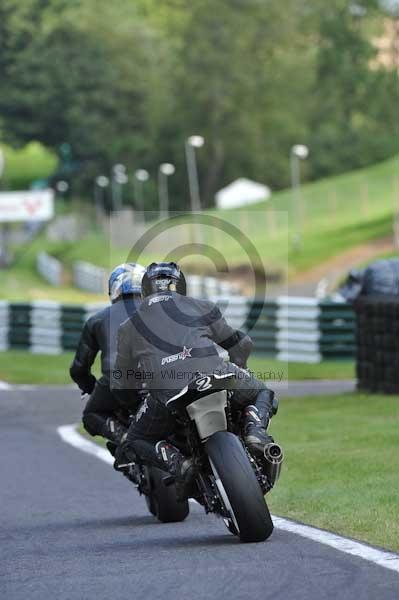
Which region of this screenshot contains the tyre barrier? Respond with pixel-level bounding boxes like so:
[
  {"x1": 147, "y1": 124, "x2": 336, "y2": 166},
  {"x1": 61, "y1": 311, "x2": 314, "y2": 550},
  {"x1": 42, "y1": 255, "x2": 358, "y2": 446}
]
[
  {"x1": 355, "y1": 296, "x2": 399, "y2": 394},
  {"x1": 0, "y1": 297, "x2": 355, "y2": 361}
]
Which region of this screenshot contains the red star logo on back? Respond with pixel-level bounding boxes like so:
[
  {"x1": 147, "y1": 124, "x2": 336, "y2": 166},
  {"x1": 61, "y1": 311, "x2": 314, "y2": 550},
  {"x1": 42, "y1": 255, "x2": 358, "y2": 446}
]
[{"x1": 181, "y1": 346, "x2": 192, "y2": 360}]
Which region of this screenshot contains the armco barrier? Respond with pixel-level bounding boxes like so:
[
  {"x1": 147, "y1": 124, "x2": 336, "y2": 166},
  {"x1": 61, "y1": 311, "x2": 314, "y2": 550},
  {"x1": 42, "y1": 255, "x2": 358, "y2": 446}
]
[{"x1": 0, "y1": 297, "x2": 355, "y2": 361}]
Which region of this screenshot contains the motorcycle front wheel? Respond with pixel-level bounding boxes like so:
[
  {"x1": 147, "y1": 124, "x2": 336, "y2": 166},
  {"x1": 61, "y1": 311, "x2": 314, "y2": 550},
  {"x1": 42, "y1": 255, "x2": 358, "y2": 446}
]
[{"x1": 205, "y1": 431, "x2": 273, "y2": 543}]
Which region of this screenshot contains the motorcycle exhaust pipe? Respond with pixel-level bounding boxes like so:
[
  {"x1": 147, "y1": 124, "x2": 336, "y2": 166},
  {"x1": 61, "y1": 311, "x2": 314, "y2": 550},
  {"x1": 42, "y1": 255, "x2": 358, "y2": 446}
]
[{"x1": 263, "y1": 443, "x2": 284, "y2": 485}]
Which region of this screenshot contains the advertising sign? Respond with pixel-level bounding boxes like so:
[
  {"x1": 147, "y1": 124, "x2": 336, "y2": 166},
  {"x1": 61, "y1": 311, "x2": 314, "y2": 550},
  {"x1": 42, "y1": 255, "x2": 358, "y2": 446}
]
[{"x1": 0, "y1": 189, "x2": 54, "y2": 222}]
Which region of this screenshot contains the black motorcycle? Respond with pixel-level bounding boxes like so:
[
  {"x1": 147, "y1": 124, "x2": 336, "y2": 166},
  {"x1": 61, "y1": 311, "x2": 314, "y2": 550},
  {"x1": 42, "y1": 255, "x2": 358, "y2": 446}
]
[
  {"x1": 113, "y1": 371, "x2": 283, "y2": 542},
  {"x1": 108, "y1": 409, "x2": 190, "y2": 524}
]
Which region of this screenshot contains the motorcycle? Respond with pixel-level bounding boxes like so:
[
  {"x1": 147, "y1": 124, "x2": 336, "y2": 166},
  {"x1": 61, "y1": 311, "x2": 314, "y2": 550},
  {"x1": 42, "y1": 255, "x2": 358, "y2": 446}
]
[
  {"x1": 107, "y1": 408, "x2": 190, "y2": 524},
  {"x1": 112, "y1": 371, "x2": 283, "y2": 542}
]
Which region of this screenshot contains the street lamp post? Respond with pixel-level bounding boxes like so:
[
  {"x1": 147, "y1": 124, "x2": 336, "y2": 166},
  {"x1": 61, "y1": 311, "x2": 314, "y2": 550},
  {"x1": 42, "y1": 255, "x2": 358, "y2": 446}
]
[
  {"x1": 185, "y1": 135, "x2": 204, "y2": 213},
  {"x1": 134, "y1": 169, "x2": 149, "y2": 221},
  {"x1": 0, "y1": 148, "x2": 6, "y2": 266},
  {"x1": 0, "y1": 148, "x2": 4, "y2": 180},
  {"x1": 158, "y1": 163, "x2": 175, "y2": 219},
  {"x1": 290, "y1": 144, "x2": 309, "y2": 249},
  {"x1": 95, "y1": 175, "x2": 109, "y2": 225},
  {"x1": 55, "y1": 180, "x2": 69, "y2": 213},
  {"x1": 111, "y1": 164, "x2": 128, "y2": 212},
  {"x1": 55, "y1": 180, "x2": 69, "y2": 194}
]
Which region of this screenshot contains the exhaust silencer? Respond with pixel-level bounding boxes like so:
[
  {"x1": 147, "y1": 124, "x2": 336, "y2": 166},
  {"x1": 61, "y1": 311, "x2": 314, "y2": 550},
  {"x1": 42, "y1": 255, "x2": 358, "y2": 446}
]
[{"x1": 263, "y1": 443, "x2": 284, "y2": 485}]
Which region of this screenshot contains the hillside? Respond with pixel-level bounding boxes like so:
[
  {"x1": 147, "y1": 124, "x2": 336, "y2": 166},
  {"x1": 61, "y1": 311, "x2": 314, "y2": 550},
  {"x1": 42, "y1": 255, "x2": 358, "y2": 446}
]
[
  {"x1": 1, "y1": 154, "x2": 398, "y2": 301},
  {"x1": 209, "y1": 154, "x2": 399, "y2": 276}
]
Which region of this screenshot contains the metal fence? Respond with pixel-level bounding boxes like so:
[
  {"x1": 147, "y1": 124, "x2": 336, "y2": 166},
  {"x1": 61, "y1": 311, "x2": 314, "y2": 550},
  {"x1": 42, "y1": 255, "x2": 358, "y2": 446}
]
[{"x1": 0, "y1": 297, "x2": 355, "y2": 361}]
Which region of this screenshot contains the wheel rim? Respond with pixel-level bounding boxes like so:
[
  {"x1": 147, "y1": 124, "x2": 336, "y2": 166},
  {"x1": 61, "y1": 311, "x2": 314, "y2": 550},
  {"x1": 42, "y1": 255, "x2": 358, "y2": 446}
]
[
  {"x1": 209, "y1": 458, "x2": 240, "y2": 535},
  {"x1": 223, "y1": 517, "x2": 238, "y2": 535}
]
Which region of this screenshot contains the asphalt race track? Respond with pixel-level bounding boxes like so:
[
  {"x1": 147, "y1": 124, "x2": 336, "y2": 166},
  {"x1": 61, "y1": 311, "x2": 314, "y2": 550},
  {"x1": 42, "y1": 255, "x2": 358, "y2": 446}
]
[{"x1": 1, "y1": 383, "x2": 398, "y2": 600}]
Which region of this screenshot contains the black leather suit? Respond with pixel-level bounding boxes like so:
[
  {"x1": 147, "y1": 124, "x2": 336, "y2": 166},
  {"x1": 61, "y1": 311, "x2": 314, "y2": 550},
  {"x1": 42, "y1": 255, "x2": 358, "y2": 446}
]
[
  {"x1": 112, "y1": 291, "x2": 274, "y2": 466},
  {"x1": 70, "y1": 295, "x2": 141, "y2": 436}
]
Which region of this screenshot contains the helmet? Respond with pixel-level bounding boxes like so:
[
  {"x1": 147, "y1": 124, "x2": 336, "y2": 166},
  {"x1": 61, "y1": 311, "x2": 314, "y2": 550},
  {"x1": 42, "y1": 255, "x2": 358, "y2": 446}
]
[
  {"x1": 141, "y1": 262, "x2": 186, "y2": 298},
  {"x1": 108, "y1": 263, "x2": 146, "y2": 303}
]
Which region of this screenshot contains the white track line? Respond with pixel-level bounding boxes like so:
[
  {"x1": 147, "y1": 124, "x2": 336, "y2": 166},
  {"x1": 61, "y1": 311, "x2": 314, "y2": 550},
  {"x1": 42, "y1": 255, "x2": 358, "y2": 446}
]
[
  {"x1": 58, "y1": 424, "x2": 113, "y2": 465},
  {"x1": 272, "y1": 517, "x2": 399, "y2": 573},
  {"x1": 58, "y1": 423, "x2": 399, "y2": 574},
  {"x1": 0, "y1": 381, "x2": 11, "y2": 390}
]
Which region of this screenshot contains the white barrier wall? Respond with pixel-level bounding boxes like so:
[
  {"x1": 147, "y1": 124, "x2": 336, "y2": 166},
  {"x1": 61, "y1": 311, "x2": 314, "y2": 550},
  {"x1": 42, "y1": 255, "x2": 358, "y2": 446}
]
[
  {"x1": 37, "y1": 252, "x2": 64, "y2": 286},
  {"x1": 275, "y1": 297, "x2": 321, "y2": 363},
  {"x1": 0, "y1": 301, "x2": 9, "y2": 351},
  {"x1": 72, "y1": 261, "x2": 108, "y2": 294},
  {"x1": 186, "y1": 275, "x2": 239, "y2": 299}
]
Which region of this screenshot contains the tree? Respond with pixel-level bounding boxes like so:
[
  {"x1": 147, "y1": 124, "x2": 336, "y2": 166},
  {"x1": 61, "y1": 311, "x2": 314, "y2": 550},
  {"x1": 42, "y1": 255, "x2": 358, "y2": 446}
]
[
  {"x1": 0, "y1": 0, "x2": 169, "y2": 193},
  {"x1": 308, "y1": 0, "x2": 399, "y2": 178},
  {"x1": 0, "y1": 0, "x2": 398, "y2": 205},
  {"x1": 157, "y1": 0, "x2": 314, "y2": 205}
]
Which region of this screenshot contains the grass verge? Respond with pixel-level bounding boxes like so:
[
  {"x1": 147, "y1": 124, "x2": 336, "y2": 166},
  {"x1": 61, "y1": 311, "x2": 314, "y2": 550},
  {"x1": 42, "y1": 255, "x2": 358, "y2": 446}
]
[
  {"x1": 248, "y1": 356, "x2": 355, "y2": 381},
  {"x1": 0, "y1": 351, "x2": 354, "y2": 384},
  {"x1": 268, "y1": 392, "x2": 399, "y2": 552},
  {"x1": 0, "y1": 351, "x2": 75, "y2": 384},
  {"x1": 1, "y1": 232, "x2": 106, "y2": 302}
]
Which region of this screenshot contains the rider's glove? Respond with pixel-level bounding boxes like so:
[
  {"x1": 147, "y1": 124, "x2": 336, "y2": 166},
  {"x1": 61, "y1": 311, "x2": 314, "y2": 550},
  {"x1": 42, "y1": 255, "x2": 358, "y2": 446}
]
[{"x1": 80, "y1": 374, "x2": 96, "y2": 395}]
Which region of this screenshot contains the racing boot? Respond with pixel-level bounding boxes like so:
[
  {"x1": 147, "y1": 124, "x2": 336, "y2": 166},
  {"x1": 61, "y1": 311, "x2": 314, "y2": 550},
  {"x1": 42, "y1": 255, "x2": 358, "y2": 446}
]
[
  {"x1": 242, "y1": 390, "x2": 275, "y2": 457},
  {"x1": 101, "y1": 417, "x2": 128, "y2": 445},
  {"x1": 113, "y1": 441, "x2": 138, "y2": 483},
  {"x1": 155, "y1": 441, "x2": 195, "y2": 500}
]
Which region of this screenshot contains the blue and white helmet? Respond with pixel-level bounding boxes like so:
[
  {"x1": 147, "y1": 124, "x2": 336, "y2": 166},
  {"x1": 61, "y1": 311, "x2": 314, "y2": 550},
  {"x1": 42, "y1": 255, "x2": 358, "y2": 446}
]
[{"x1": 108, "y1": 263, "x2": 146, "y2": 303}]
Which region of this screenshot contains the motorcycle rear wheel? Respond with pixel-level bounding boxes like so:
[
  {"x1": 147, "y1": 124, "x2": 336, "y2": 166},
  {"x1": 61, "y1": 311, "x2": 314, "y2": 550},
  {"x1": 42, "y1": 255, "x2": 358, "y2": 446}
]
[
  {"x1": 146, "y1": 467, "x2": 189, "y2": 523},
  {"x1": 205, "y1": 431, "x2": 273, "y2": 543}
]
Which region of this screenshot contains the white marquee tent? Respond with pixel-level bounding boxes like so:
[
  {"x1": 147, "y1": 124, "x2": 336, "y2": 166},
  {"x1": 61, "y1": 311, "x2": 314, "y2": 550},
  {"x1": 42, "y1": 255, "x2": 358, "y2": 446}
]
[{"x1": 215, "y1": 178, "x2": 271, "y2": 209}]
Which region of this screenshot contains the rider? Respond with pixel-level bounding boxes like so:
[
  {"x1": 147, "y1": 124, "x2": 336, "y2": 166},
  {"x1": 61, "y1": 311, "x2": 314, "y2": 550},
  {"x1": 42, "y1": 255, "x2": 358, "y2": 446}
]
[
  {"x1": 111, "y1": 262, "x2": 278, "y2": 487},
  {"x1": 70, "y1": 262, "x2": 145, "y2": 445}
]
